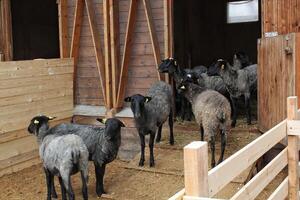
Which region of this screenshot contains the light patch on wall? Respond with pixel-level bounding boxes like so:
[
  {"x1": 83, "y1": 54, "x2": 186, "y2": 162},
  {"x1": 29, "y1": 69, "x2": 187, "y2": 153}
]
[{"x1": 227, "y1": 0, "x2": 259, "y2": 23}]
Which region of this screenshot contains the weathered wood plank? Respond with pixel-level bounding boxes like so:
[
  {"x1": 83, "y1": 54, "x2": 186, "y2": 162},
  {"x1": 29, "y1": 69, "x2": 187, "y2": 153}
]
[
  {"x1": 267, "y1": 177, "x2": 288, "y2": 200},
  {"x1": 58, "y1": 0, "x2": 69, "y2": 58}
]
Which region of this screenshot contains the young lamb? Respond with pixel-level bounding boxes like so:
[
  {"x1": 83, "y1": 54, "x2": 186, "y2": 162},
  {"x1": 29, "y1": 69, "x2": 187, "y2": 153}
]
[
  {"x1": 124, "y1": 81, "x2": 174, "y2": 167},
  {"x1": 213, "y1": 59, "x2": 257, "y2": 127},
  {"x1": 28, "y1": 115, "x2": 89, "y2": 200},
  {"x1": 177, "y1": 80, "x2": 231, "y2": 167},
  {"x1": 48, "y1": 117, "x2": 125, "y2": 197}
]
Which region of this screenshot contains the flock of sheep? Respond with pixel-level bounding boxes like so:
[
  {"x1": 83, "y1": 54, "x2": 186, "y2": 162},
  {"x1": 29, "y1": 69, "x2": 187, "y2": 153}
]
[{"x1": 28, "y1": 52, "x2": 257, "y2": 199}]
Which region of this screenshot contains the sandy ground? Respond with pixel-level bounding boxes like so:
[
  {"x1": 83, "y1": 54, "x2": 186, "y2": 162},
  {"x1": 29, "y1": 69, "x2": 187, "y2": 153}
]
[{"x1": 0, "y1": 118, "x2": 286, "y2": 200}]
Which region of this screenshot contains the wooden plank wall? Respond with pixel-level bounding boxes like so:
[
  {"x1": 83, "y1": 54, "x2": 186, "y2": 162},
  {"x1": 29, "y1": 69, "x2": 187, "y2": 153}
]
[
  {"x1": 262, "y1": 0, "x2": 300, "y2": 36},
  {"x1": 258, "y1": 33, "x2": 299, "y2": 132},
  {"x1": 67, "y1": 0, "x2": 165, "y2": 106},
  {"x1": 0, "y1": 58, "x2": 74, "y2": 177}
]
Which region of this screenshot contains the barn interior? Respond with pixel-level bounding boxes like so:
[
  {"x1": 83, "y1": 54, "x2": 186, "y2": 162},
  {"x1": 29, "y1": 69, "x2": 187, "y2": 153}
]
[
  {"x1": 10, "y1": 0, "x2": 60, "y2": 60},
  {"x1": 174, "y1": 0, "x2": 261, "y2": 68}
]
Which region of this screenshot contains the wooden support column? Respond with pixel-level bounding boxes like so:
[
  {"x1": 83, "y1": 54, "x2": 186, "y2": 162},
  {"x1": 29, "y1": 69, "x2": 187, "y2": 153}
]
[
  {"x1": 70, "y1": 0, "x2": 84, "y2": 104},
  {"x1": 142, "y1": 0, "x2": 163, "y2": 81},
  {"x1": 164, "y1": 0, "x2": 173, "y2": 84},
  {"x1": 0, "y1": 0, "x2": 13, "y2": 61},
  {"x1": 116, "y1": 0, "x2": 138, "y2": 109},
  {"x1": 110, "y1": 0, "x2": 120, "y2": 110},
  {"x1": 85, "y1": 0, "x2": 107, "y2": 106},
  {"x1": 58, "y1": 0, "x2": 69, "y2": 58},
  {"x1": 184, "y1": 141, "x2": 209, "y2": 197},
  {"x1": 103, "y1": 0, "x2": 112, "y2": 111},
  {"x1": 287, "y1": 96, "x2": 299, "y2": 200}
]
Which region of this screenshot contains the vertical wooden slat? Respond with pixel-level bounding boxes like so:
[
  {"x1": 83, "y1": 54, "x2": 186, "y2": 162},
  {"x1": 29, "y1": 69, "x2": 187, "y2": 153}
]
[
  {"x1": 164, "y1": 0, "x2": 173, "y2": 84},
  {"x1": 109, "y1": 0, "x2": 120, "y2": 109},
  {"x1": 184, "y1": 141, "x2": 209, "y2": 197},
  {"x1": 85, "y1": 0, "x2": 107, "y2": 106},
  {"x1": 58, "y1": 0, "x2": 69, "y2": 58},
  {"x1": 116, "y1": 0, "x2": 138, "y2": 108},
  {"x1": 70, "y1": 0, "x2": 84, "y2": 104},
  {"x1": 287, "y1": 96, "x2": 299, "y2": 200},
  {"x1": 103, "y1": 0, "x2": 112, "y2": 110},
  {"x1": 142, "y1": 0, "x2": 163, "y2": 81},
  {"x1": 0, "y1": 0, "x2": 13, "y2": 61}
]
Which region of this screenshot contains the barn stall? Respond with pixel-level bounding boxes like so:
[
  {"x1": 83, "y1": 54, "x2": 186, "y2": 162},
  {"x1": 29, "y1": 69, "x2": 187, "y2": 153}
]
[{"x1": 0, "y1": 0, "x2": 299, "y2": 199}]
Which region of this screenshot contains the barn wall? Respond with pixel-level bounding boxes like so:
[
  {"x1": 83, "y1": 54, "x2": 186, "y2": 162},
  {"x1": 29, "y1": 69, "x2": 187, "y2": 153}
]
[
  {"x1": 262, "y1": 0, "x2": 300, "y2": 36},
  {"x1": 0, "y1": 58, "x2": 74, "y2": 177},
  {"x1": 67, "y1": 0, "x2": 165, "y2": 106}
]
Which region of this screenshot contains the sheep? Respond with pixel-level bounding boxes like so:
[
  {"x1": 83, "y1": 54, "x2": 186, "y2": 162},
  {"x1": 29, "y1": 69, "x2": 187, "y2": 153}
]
[
  {"x1": 28, "y1": 115, "x2": 89, "y2": 200},
  {"x1": 124, "y1": 81, "x2": 174, "y2": 167},
  {"x1": 177, "y1": 79, "x2": 231, "y2": 167},
  {"x1": 213, "y1": 59, "x2": 257, "y2": 127},
  {"x1": 232, "y1": 51, "x2": 252, "y2": 70},
  {"x1": 40, "y1": 117, "x2": 124, "y2": 197}
]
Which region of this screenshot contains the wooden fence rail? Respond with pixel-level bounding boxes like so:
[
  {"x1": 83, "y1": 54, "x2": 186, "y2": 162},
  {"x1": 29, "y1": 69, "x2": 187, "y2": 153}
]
[{"x1": 169, "y1": 96, "x2": 300, "y2": 200}]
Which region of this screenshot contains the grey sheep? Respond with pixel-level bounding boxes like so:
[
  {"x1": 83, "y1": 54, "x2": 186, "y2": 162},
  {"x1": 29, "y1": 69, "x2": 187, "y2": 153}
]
[
  {"x1": 124, "y1": 81, "x2": 174, "y2": 167},
  {"x1": 214, "y1": 59, "x2": 257, "y2": 127},
  {"x1": 28, "y1": 115, "x2": 89, "y2": 200},
  {"x1": 47, "y1": 117, "x2": 125, "y2": 197},
  {"x1": 177, "y1": 80, "x2": 231, "y2": 168}
]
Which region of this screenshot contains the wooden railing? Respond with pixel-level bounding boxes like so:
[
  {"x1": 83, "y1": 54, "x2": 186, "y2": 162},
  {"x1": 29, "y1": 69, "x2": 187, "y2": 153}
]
[{"x1": 169, "y1": 96, "x2": 300, "y2": 200}]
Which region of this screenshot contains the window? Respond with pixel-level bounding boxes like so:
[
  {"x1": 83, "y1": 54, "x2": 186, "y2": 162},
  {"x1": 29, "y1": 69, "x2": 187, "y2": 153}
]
[{"x1": 227, "y1": 0, "x2": 259, "y2": 23}]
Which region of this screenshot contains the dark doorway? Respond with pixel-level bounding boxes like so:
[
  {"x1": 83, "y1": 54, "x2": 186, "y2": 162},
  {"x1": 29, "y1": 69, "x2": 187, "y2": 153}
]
[
  {"x1": 11, "y1": 0, "x2": 60, "y2": 60},
  {"x1": 174, "y1": 0, "x2": 261, "y2": 68}
]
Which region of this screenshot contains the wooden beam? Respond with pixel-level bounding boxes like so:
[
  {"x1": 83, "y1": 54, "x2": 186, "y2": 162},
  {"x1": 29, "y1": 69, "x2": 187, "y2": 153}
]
[
  {"x1": 58, "y1": 0, "x2": 69, "y2": 58},
  {"x1": 70, "y1": 0, "x2": 84, "y2": 104},
  {"x1": 287, "y1": 97, "x2": 300, "y2": 200},
  {"x1": 109, "y1": 0, "x2": 120, "y2": 109},
  {"x1": 142, "y1": 0, "x2": 163, "y2": 81},
  {"x1": 208, "y1": 119, "x2": 287, "y2": 197},
  {"x1": 267, "y1": 177, "x2": 288, "y2": 200},
  {"x1": 231, "y1": 148, "x2": 288, "y2": 200},
  {"x1": 0, "y1": 0, "x2": 13, "y2": 61},
  {"x1": 116, "y1": 0, "x2": 138, "y2": 108},
  {"x1": 85, "y1": 0, "x2": 107, "y2": 106},
  {"x1": 184, "y1": 141, "x2": 209, "y2": 197},
  {"x1": 103, "y1": 0, "x2": 112, "y2": 110}
]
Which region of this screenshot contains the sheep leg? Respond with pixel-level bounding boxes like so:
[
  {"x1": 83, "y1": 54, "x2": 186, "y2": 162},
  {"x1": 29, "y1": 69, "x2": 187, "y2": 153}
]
[
  {"x1": 200, "y1": 126, "x2": 204, "y2": 141},
  {"x1": 209, "y1": 136, "x2": 216, "y2": 168},
  {"x1": 50, "y1": 177, "x2": 57, "y2": 198},
  {"x1": 149, "y1": 132, "x2": 155, "y2": 167},
  {"x1": 230, "y1": 97, "x2": 238, "y2": 127},
  {"x1": 58, "y1": 176, "x2": 67, "y2": 200},
  {"x1": 80, "y1": 170, "x2": 88, "y2": 200},
  {"x1": 44, "y1": 168, "x2": 52, "y2": 200},
  {"x1": 156, "y1": 125, "x2": 162, "y2": 143},
  {"x1": 218, "y1": 130, "x2": 227, "y2": 164},
  {"x1": 95, "y1": 164, "x2": 106, "y2": 196},
  {"x1": 138, "y1": 133, "x2": 146, "y2": 166},
  {"x1": 61, "y1": 173, "x2": 75, "y2": 200},
  {"x1": 245, "y1": 93, "x2": 251, "y2": 125},
  {"x1": 169, "y1": 108, "x2": 174, "y2": 145}
]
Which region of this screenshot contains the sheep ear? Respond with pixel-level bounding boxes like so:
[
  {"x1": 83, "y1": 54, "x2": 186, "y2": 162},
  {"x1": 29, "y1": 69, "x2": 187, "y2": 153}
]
[
  {"x1": 221, "y1": 64, "x2": 225, "y2": 70},
  {"x1": 97, "y1": 118, "x2": 107, "y2": 124},
  {"x1": 144, "y1": 97, "x2": 152, "y2": 103},
  {"x1": 187, "y1": 73, "x2": 192, "y2": 78},
  {"x1": 47, "y1": 116, "x2": 56, "y2": 120},
  {"x1": 180, "y1": 85, "x2": 186, "y2": 90},
  {"x1": 34, "y1": 120, "x2": 39, "y2": 124},
  {"x1": 124, "y1": 96, "x2": 131, "y2": 102},
  {"x1": 174, "y1": 60, "x2": 177, "y2": 66}
]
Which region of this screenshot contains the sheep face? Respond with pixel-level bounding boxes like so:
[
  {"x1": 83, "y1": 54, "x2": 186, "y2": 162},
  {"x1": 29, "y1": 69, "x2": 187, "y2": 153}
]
[
  {"x1": 233, "y1": 51, "x2": 250, "y2": 69},
  {"x1": 124, "y1": 94, "x2": 152, "y2": 119},
  {"x1": 27, "y1": 115, "x2": 56, "y2": 136},
  {"x1": 158, "y1": 58, "x2": 177, "y2": 74},
  {"x1": 97, "y1": 118, "x2": 125, "y2": 140}
]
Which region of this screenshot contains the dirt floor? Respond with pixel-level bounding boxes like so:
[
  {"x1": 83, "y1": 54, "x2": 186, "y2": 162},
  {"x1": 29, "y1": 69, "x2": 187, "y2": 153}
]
[{"x1": 0, "y1": 117, "x2": 287, "y2": 200}]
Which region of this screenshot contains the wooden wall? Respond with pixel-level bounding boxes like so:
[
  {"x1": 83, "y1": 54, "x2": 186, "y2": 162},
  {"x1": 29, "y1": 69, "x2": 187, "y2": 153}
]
[
  {"x1": 0, "y1": 58, "x2": 74, "y2": 177},
  {"x1": 258, "y1": 33, "x2": 300, "y2": 132},
  {"x1": 262, "y1": 0, "x2": 300, "y2": 36},
  {"x1": 67, "y1": 0, "x2": 165, "y2": 107}
]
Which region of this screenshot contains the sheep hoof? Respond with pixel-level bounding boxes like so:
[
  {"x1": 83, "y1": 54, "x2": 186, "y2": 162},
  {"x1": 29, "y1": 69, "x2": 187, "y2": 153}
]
[
  {"x1": 155, "y1": 138, "x2": 161, "y2": 143},
  {"x1": 150, "y1": 161, "x2": 155, "y2": 167},
  {"x1": 138, "y1": 160, "x2": 144, "y2": 167},
  {"x1": 231, "y1": 121, "x2": 236, "y2": 128},
  {"x1": 169, "y1": 140, "x2": 174, "y2": 145}
]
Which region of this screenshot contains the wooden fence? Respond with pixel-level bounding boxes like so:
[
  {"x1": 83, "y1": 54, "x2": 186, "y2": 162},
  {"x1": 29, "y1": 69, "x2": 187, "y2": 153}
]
[{"x1": 169, "y1": 96, "x2": 300, "y2": 200}]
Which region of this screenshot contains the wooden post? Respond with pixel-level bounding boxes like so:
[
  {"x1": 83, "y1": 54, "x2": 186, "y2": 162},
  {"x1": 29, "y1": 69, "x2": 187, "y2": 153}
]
[
  {"x1": 184, "y1": 141, "x2": 209, "y2": 197},
  {"x1": 58, "y1": 0, "x2": 69, "y2": 58},
  {"x1": 0, "y1": 0, "x2": 13, "y2": 61},
  {"x1": 287, "y1": 96, "x2": 299, "y2": 200}
]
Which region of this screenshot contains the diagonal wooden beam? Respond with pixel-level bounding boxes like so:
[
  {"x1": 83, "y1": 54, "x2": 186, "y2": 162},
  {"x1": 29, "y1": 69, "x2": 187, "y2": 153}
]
[
  {"x1": 109, "y1": 0, "x2": 120, "y2": 109},
  {"x1": 70, "y1": 0, "x2": 84, "y2": 104},
  {"x1": 58, "y1": 0, "x2": 69, "y2": 58},
  {"x1": 142, "y1": 0, "x2": 164, "y2": 81},
  {"x1": 103, "y1": 0, "x2": 112, "y2": 110},
  {"x1": 116, "y1": 0, "x2": 138, "y2": 108},
  {"x1": 85, "y1": 0, "x2": 107, "y2": 106}
]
